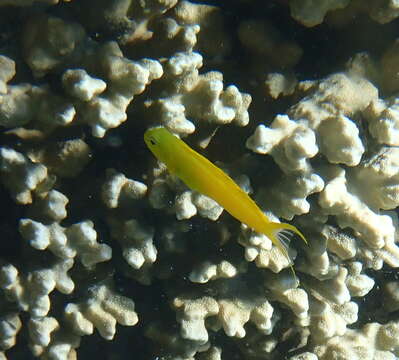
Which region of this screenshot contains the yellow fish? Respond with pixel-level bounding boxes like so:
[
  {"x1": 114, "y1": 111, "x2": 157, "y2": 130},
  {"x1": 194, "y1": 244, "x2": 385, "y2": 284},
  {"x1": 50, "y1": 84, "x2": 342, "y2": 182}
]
[{"x1": 144, "y1": 127, "x2": 306, "y2": 267}]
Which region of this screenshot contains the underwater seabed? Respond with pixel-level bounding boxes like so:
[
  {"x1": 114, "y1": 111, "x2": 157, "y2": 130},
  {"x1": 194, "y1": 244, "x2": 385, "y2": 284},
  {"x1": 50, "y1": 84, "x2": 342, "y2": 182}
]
[{"x1": 0, "y1": 0, "x2": 399, "y2": 359}]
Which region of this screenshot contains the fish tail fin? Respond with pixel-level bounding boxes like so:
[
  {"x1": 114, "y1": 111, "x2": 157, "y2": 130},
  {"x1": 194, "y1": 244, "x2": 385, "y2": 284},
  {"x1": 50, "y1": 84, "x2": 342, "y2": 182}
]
[
  {"x1": 263, "y1": 222, "x2": 307, "y2": 278},
  {"x1": 273, "y1": 222, "x2": 307, "y2": 245}
]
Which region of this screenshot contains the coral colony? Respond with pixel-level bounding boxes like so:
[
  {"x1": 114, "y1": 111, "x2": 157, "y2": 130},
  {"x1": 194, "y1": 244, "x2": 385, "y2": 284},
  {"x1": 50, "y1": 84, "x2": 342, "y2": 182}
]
[{"x1": 0, "y1": 1, "x2": 399, "y2": 359}]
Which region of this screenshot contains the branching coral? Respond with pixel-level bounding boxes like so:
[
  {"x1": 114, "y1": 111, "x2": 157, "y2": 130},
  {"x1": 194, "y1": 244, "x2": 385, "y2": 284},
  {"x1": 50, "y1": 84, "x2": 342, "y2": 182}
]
[
  {"x1": 101, "y1": 169, "x2": 148, "y2": 209},
  {"x1": 288, "y1": 0, "x2": 350, "y2": 27},
  {"x1": 0, "y1": 261, "x2": 73, "y2": 317},
  {"x1": 0, "y1": 56, "x2": 15, "y2": 96},
  {"x1": 314, "y1": 321, "x2": 399, "y2": 360},
  {"x1": 0, "y1": 148, "x2": 49, "y2": 204},
  {"x1": 0, "y1": 313, "x2": 21, "y2": 351},
  {"x1": 172, "y1": 294, "x2": 275, "y2": 342},
  {"x1": 364, "y1": 97, "x2": 399, "y2": 146},
  {"x1": 64, "y1": 284, "x2": 138, "y2": 340},
  {"x1": 109, "y1": 218, "x2": 157, "y2": 270},
  {"x1": 1, "y1": 1, "x2": 399, "y2": 359},
  {"x1": 145, "y1": 51, "x2": 251, "y2": 135},
  {"x1": 20, "y1": 219, "x2": 112, "y2": 268}
]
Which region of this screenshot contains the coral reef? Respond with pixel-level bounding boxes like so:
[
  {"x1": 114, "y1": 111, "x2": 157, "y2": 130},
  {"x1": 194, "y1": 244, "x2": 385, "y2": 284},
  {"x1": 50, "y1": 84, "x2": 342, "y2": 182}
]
[
  {"x1": 0, "y1": 0, "x2": 399, "y2": 359},
  {"x1": 288, "y1": 0, "x2": 351, "y2": 27},
  {"x1": 313, "y1": 321, "x2": 399, "y2": 360}
]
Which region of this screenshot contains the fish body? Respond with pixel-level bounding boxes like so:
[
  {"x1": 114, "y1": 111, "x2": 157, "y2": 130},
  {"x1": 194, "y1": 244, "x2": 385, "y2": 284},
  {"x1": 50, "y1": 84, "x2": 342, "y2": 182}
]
[{"x1": 144, "y1": 127, "x2": 306, "y2": 263}]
